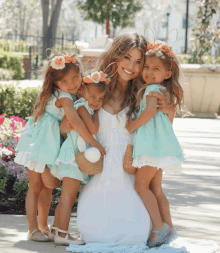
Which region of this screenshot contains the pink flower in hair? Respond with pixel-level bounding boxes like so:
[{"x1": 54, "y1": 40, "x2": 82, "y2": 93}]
[
  {"x1": 83, "y1": 76, "x2": 93, "y2": 83},
  {"x1": 64, "y1": 56, "x2": 73, "y2": 63},
  {"x1": 105, "y1": 78, "x2": 111, "y2": 85},
  {"x1": 51, "y1": 56, "x2": 65, "y2": 70},
  {"x1": 72, "y1": 57, "x2": 77, "y2": 63},
  {"x1": 147, "y1": 43, "x2": 155, "y2": 50},
  {"x1": 91, "y1": 71, "x2": 101, "y2": 83},
  {"x1": 100, "y1": 72, "x2": 107, "y2": 82}
]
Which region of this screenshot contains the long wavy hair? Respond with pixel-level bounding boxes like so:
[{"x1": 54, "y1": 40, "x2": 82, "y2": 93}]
[
  {"x1": 97, "y1": 33, "x2": 148, "y2": 116},
  {"x1": 33, "y1": 58, "x2": 83, "y2": 122},
  {"x1": 136, "y1": 48, "x2": 186, "y2": 116}
]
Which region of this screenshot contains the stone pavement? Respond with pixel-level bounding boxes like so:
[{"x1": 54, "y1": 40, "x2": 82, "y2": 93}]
[{"x1": 0, "y1": 118, "x2": 220, "y2": 253}]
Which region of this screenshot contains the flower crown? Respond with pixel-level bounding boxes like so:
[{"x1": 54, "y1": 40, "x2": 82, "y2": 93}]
[
  {"x1": 83, "y1": 71, "x2": 111, "y2": 85},
  {"x1": 50, "y1": 54, "x2": 77, "y2": 70},
  {"x1": 146, "y1": 41, "x2": 174, "y2": 58}
]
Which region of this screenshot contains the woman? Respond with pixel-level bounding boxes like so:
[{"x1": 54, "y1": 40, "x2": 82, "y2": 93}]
[{"x1": 61, "y1": 33, "x2": 175, "y2": 249}]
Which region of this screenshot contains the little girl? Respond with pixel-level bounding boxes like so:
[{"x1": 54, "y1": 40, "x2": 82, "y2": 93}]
[
  {"x1": 49, "y1": 71, "x2": 110, "y2": 246},
  {"x1": 125, "y1": 41, "x2": 185, "y2": 247},
  {"x1": 15, "y1": 53, "x2": 105, "y2": 242}
]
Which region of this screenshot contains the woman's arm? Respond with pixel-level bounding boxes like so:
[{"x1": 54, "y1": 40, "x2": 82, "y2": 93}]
[
  {"x1": 57, "y1": 97, "x2": 105, "y2": 155},
  {"x1": 126, "y1": 96, "x2": 157, "y2": 133},
  {"x1": 149, "y1": 89, "x2": 175, "y2": 124},
  {"x1": 77, "y1": 107, "x2": 99, "y2": 135}
]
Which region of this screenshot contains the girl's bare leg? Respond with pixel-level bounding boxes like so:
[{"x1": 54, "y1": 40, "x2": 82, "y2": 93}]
[
  {"x1": 37, "y1": 184, "x2": 53, "y2": 233},
  {"x1": 26, "y1": 169, "x2": 43, "y2": 232},
  {"x1": 53, "y1": 177, "x2": 80, "y2": 239},
  {"x1": 150, "y1": 169, "x2": 173, "y2": 228},
  {"x1": 134, "y1": 166, "x2": 164, "y2": 230}
]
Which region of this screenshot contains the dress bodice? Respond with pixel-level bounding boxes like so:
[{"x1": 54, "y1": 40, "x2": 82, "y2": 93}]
[
  {"x1": 98, "y1": 107, "x2": 130, "y2": 134},
  {"x1": 97, "y1": 107, "x2": 133, "y2": 163}
]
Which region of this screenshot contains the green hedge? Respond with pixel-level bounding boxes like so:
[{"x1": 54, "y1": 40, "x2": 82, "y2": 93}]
[
  {"x1": 0, "y1": 84, "x2": 41, "y2": 120},
  {"x1": 0, "y1": 54, "x2": 24, "y2": 80},
  {"x1": 0, "y1": 39, "x2": 29, "y2": 53}
]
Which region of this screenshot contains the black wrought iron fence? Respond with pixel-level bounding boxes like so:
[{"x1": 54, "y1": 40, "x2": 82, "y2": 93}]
[{"x1": 0, "y1": 33, "x2": 72, "y2": 79}]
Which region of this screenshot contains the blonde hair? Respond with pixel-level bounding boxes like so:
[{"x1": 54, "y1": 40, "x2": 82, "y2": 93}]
[
  {"x1": 97, "y1": 33, "x2": 148, "y2": 115},
  {"x1": 136, "y1": 48, "x2": 186, "y2": 116},
  {"x1": 33, "y1": 58, "x2": 83, "y2": 122}
]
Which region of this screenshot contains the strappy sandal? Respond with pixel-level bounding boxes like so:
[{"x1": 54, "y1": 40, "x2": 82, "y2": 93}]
[
  {"x1": 54, "y1": 228, "x2": 85, "y2": 246},
  {"x1": 161, "y1": 227, "x2": 179, "y2": 245},
  {"x1": 147, "y1": 223, "x2": 171, "y2": 248},
  {"x1": 27, "y1": 229, "x2": 51, "y2": 242},
  {"x1": 47, "y1": 225, "x2": 59, "y2": 241}
]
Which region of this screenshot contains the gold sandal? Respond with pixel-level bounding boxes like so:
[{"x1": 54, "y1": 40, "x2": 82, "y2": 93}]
[{"x1": 27, "y1": 229, "x2": 51, "y2": 242}]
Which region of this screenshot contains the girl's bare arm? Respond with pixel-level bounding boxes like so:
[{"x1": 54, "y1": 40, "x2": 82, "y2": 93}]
[
  {"x1": 57, "y1": 97, "x2": 105, "y2": 155},
  {"x1": 126, "y1": 96, "x2": 157, "y2": 133},
  {"x1": 77, "y1": 107, "x2": 99, "y2": 135}
]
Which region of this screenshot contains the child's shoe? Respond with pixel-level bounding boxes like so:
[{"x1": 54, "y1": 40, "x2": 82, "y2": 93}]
[
  {"x1": 47, "y1": 225, "x2": 59, "y2": 241},
  {"x1": 27, "y1": 229, "x2": 51, "y2": 242},
  {"x1": 147, "y1": 223, "x2": 171, "y2": 248},
  {"x1": 54, "y1": 228, "x2": 85, "y2": 246},
  {"x1": 161, "y1": 227, "x2": 179, "y2": 244}
]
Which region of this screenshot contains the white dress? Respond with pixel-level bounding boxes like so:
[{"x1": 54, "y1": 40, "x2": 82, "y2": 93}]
[{"x1": 67, "y1": 108, "x2": 220, "y2": 253}]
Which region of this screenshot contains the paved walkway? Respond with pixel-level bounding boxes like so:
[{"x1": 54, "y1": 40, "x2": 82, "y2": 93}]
[{"x1": 0, "y1": 118, "x2": 220, "y2": 253}]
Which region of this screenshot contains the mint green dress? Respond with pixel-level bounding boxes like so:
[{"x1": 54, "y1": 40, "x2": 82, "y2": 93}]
[
  {"x1": 51, "y1": 98, "x2": 93, "y2": 183},
  {"x1": 132, "y1": 84, "x2": 185, "y2": 173},
  {"x1": 15, "y1": 89, "x2": 73, "y2": 173}
]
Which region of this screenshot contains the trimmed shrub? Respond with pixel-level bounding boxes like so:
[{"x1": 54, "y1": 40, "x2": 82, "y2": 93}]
[
  {"x1": 0, "y1": 55, "x2": 25, "y2": 80},
  {"x1": 0, "y1": 84, "x2": 41, "y2": 120}
]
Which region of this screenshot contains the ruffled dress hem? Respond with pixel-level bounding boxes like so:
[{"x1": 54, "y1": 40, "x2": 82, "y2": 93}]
[
  {"x1": 132, "y1": 154, "x2": 183, "y2": 173},
  {"x1": 14, "y1": 151, "x2": 46, "y2": 173}
]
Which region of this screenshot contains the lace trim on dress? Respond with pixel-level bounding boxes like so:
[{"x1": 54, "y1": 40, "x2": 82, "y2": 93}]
[
  {"x1": 132, "y1": 154, "x2": 182, "y2": 169},
  {"x1": 14, "y1": 151, "x2": 46, "y2": 173}
]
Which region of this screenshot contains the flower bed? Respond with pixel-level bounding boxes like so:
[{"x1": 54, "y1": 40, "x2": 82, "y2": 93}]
[
  {"x1": 0, "y1": 114, "x2": 29, "y2": 214},
  {"x1": 0, "y1": 114, "x2": 72, "y2": 215}
]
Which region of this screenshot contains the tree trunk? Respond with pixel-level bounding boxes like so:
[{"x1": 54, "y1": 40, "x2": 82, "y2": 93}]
[
  {"x1": 47, "y1": 0, "x2": 63, "y2": 49},
  {"x1": 106, "y1": 18, "x2": 109, "y2": 35},
  {"x1": 41, "y1": 0, "x2": 63, "y2": 58},
  {"x1": 41, "y1": 0, "x2": 49, "y2": 59}
]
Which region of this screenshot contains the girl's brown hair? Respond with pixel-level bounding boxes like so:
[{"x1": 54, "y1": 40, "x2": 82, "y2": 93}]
[
  {"x1": 33, "y1": 58, "x2": 83, "y2": 122},
  {"x1": 136, "y1": 49, "x2": 185, "y2": 116},
  {"x1": 97, "y1": 33, "x2": 148, "y2": 115}
]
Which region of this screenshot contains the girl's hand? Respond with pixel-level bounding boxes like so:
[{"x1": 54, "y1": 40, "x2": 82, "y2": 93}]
[
  {"x1": 90, "y1": 140, "x2": 106, "y2": 156},
  {"x1": 59, "y1": 115, "x2": 74, "y2": 135}
]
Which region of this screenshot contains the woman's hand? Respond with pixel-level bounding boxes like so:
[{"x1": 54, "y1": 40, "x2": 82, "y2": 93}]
[
  {"x1": 148, "y1": 89, "x2": 175, "y2": 123},
  {"x1": 59, "y1": 115, "x2": 74, "y2": 135}
]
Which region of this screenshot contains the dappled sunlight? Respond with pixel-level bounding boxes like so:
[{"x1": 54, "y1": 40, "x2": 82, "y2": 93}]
[{"x1": 162, "y1": 118, "x2": 220, "y2": 245}]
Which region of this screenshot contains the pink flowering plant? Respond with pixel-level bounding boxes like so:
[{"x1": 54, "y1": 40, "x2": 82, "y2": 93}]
[{"x1": 0, "y1": 114, "x2": 28, "y2": 209}]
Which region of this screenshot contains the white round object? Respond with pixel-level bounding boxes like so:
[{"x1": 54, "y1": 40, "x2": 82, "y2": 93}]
[
  {"x1": 77, "y1": 136, "x2": 87, "y2": 152},
  {"x1": 84, "y1": 147, "x2": 101, "y2": 163}
]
